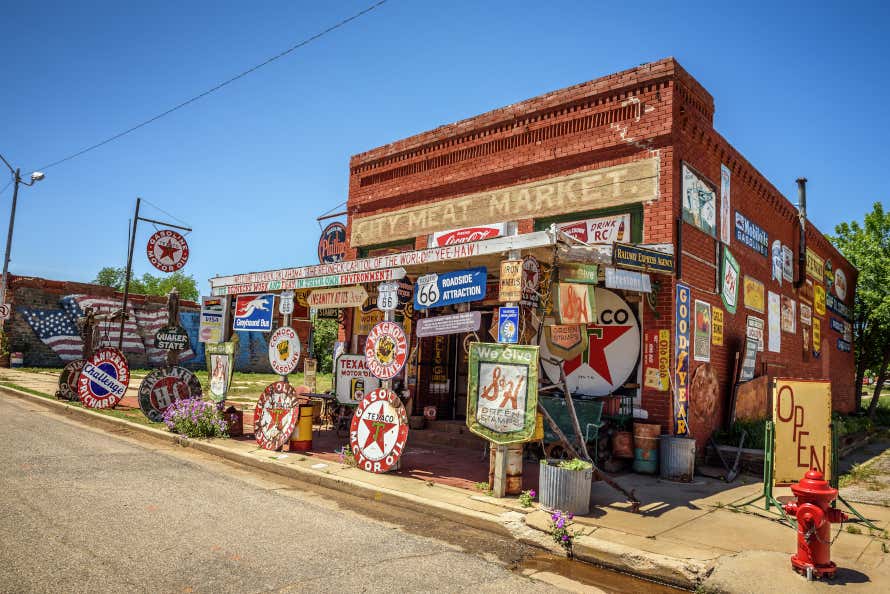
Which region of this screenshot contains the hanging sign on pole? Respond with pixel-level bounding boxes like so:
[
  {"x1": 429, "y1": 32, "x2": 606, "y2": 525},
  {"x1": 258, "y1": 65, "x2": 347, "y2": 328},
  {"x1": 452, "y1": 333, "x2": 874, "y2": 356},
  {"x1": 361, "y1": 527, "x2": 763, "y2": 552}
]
[
  {"x1": 499, "y1": 260, "x2": 523, "y2": 302},
  {"x1": 233, "y1": 294, "x2": 275, "y2": 332},
  {"x1": 155, "y1": 325, "x2": 190, "y2": 351},
  {"x1": 78, "y1": 347, "x2": 131, "y2": 409},
  {"x1": 268, "y1": 326, "x2": 301, "y2": 375},
  {"x1": 146, "y1": 229, "x2": 190, "y2": 272},
  {"x1": 279, "y1": 290, "x2": 295, "y2": 315},
  {"x1": 377, "y1": 281, "x2": 400, "y2": 312},
  {"x1": 318, "y1": 222, "x2": 348, "y2": 264},
  {"x1": 199, "y1": 296, "x2": 228, "y2": 343}
]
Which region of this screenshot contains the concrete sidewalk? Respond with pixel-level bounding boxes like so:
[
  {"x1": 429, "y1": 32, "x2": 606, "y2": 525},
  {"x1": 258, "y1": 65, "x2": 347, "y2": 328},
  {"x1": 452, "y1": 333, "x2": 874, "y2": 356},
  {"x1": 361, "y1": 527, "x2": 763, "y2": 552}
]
[{"x1": 2, "y1": 368, "x2": 889, "y2": 592}]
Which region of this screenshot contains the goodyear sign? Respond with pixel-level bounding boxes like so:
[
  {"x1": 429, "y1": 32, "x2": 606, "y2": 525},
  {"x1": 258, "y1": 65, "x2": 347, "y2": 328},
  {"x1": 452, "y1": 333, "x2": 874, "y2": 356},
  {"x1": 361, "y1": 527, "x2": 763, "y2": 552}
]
[{"x1": 674, "y1": 283, "x2": 691, "y2": 435}]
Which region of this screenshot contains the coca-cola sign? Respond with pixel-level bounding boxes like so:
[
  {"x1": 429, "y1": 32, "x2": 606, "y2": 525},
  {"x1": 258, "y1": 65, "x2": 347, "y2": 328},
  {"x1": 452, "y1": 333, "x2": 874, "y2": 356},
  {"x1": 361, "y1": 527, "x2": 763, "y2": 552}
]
[
  {"x1": 318, "y1": 222, "x2": 347, "y2": 264},
  {"x1": 429, "y1": 223, "x2": 506, "y2": 247}
]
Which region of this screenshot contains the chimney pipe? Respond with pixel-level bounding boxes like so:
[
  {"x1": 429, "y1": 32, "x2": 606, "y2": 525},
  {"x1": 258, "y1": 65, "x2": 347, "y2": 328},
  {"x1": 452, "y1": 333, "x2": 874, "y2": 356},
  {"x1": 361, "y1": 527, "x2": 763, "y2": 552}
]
[{"x1": 795, "y1": 178, "x2": 807, "y2": 287}]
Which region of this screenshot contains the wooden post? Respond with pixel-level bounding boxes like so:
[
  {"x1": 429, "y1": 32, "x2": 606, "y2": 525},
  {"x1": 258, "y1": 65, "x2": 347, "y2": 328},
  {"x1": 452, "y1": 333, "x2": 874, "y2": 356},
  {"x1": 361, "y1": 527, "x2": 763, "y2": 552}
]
[{"x1": 165, "y1": 289, "x2": 180, "y2": 367}]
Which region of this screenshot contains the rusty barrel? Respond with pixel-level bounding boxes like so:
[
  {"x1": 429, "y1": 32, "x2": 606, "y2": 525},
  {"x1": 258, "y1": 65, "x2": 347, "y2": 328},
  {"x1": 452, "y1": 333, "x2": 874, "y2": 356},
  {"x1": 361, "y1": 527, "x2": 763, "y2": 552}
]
[
  {"x1": 632, "y1": 422, "x2": 661, "y2": 474},
  {"x1": 224, "y1": 406, "x2": 243, "y2": 437},
  {"x1": 611, "y1": 430, "x2": 634, "y2": 458},
  {"x1": 488, "y1": 443, "x2": 523, "y2": 494},
  {"x1": 288, "y1": 404, "x2": 315, "y2": 452}
]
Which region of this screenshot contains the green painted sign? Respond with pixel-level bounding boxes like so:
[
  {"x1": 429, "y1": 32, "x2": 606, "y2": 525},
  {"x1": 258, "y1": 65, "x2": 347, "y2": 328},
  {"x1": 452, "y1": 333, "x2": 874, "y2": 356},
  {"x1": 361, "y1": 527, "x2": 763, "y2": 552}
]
[{"x1": 560, "y1": 263, "x2": 598, "y2": 284}]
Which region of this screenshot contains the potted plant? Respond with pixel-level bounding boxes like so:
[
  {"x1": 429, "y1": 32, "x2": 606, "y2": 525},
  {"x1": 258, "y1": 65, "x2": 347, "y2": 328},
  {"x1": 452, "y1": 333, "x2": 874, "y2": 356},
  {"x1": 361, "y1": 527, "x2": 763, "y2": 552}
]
[{"x1": 539, "y1": 458, "x2": 593, "y2": 516}]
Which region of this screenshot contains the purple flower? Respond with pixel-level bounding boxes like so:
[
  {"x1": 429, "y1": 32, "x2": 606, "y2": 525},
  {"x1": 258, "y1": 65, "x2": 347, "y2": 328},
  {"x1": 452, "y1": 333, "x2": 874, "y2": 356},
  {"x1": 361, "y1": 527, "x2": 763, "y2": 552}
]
[
  {"x1": 528, "y1": 490, "x2": 536, "y2": 498},
  {"x1": 556, "y1": 518, "x2": 565, "y2": 529},
  {"x1": 567, "y1": 513, "x2": 574, "y2": 520},
  {"x1": 551, "y1": 513, "x2": 559, "y2": 521},
  {"x1": 562, "y1": 535, "x2": 569, "y2": 542}
]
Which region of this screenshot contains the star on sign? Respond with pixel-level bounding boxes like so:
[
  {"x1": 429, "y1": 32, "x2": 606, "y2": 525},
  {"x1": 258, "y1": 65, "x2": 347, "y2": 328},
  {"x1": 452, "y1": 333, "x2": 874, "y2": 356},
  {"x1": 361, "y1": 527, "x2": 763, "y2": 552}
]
[
  {"x1": 361, "y1": 402, "x2": 397, "y2": 455},
  {"x1": 157, "y1": 239, "x2": 181, "y2": 262},
  {"x1": 564, "y1": 324, "x2": 633, "y2": 384}
]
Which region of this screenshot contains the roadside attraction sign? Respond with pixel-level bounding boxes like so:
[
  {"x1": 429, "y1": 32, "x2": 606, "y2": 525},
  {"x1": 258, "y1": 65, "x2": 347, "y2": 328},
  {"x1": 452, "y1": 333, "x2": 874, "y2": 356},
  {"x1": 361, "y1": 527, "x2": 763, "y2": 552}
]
[
  {"x1": 364, "y1": 321, "x2": 408, "y2": 380},
  {"x1": 307, "y1": 285, "x2": 368, "y2": 309},
  {"x1": 318, "y1": 222, "x2": 348, "y2": 264},
  {"x1": 334, "y1": 354, "x2": 381, "y2": 405},
  {"x1": 268, "y1": 326, "x2": 301, "y2": 375},
  {"x1": 414, "y1": 266, "x2": 487, "y2": 310},
  {"x1": 146, "y1": 229, "x2": 189, "y2": 273},
  {"x1": 154, "y1": 325, "x2": 190, "y2": 351},
  {"x1": 349, "y1": 388, "x2": 409, "y2": 473},
  {"x1": 467, "y1": 343, "x2": 539, "y2": 445},
  {"x1": 56, "y1": 359, "x2": 85, "y2": 401},
  {"x1": 78, "y1": 347, "x2": 131, "y2": 409},
  {"x1": 138, "y1": 366, "x2": 202, "y2": 422},
  {"x1": 254, "y1": 381, "x2": 307, "y2": 450},
  {"x1": 416, "y1": 311, "x2": 482, "y2": 337}
]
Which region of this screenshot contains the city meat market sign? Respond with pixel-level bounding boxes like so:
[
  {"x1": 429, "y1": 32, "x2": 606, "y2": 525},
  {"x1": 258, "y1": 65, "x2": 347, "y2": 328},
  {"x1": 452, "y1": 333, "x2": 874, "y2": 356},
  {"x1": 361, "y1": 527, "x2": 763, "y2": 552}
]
[
  {"x1": 138, "y1": 366, "x2": 202, "y2": 422},
  {"x1": 349, "y1": 388, "x2": 409, "y2": 473},
  {"x1": 78, "y1": 347, "x2": 130, "y2": 409},
  {"x1": 307, "y1": 285, "x2": 368, "y2": 309},
  {"x1": 254, "y1": 381, "x2": 307, "y2": 450},
  {"x1": 350, "y1": 159, "x2": 658, "y2": 246},
  {"x1": 146, "y1": 229, "x2": 189, "y2": 272},
  {"x1": 364, "y1": 321, "x2": 408, "y2": 380}
]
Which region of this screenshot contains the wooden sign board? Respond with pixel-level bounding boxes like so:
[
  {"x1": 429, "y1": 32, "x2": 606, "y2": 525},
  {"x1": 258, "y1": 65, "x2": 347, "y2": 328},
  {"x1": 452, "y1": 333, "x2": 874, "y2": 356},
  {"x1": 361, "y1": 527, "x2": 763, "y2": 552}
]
[{"x1": 772, "y1": 379, "x2": 832, "y2": 484}]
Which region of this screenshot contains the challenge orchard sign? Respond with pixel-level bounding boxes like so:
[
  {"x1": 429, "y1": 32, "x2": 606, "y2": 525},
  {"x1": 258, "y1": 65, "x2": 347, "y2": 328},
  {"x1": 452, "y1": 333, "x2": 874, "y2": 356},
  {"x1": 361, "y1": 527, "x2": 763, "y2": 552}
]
[{"x1": 78, "y1": 347, "x2": 130, "y2": 409}]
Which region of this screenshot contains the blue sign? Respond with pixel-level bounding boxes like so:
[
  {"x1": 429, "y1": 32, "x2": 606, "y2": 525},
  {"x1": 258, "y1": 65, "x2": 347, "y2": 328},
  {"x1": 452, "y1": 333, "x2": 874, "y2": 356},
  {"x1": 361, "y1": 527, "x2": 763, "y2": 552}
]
[
  {"x1": 497, "y1": 306, "x2": 520, "y2": 344},
  {"x1": 837, "y1": 339, "x2": 851, "y2": 352},
  {"x1": 829, "y1": 318, "x2": 844, "y2": 334},
  {"x1": 233, "y1": 294, "x2": 275, "y2": 332},
  {"x1": 414, "y1": 267, "x2": 487, "y2": 310},
  {"x1": 734, "y1": 211, "x2": 768, "y2": 257}
]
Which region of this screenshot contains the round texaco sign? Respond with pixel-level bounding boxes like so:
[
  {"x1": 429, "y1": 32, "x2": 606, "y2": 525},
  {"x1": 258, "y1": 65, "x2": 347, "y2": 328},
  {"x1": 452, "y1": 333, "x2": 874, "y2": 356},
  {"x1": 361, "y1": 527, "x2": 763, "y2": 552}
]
[
  {"x1": 138, "y1": 366, "x2": 202, "y2": 422},
  {"x1": 57, "y1": 359, "x2": 85, "y2": 401},
  {"x1": 254, "y1": 381, "x2": 307, "y2": 450},
  {"x1": 350, "y1": 388, "x2": 409, "y2": 473},
  {"x1": 268, "y1": 326, "x2": 301, "y2": 375},
  {"x1": 363, "y1": 321, "x2": 408, "y2": 380},
  {"x1": 78, "y1": 347, "x2": 130, "y2": 409},
  {"x1": 146, "y1": 229, "x2": 189, "y2": 272}
]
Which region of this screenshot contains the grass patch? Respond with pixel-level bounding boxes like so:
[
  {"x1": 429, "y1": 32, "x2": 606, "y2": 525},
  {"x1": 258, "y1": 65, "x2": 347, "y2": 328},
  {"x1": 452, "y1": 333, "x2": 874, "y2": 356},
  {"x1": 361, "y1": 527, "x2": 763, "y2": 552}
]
[
  {"x1": 0, "y1": 380, "x2": 155, "y2": 426},
  {"x1": 0, "y1": 381, "x2": 54, "y2": 400},
  {"x1": 846, "y1": 525, "x2": 863, "y2": 535},
  {"x1": 839, "y1": 462, "x2": 883, "y2": 490}
]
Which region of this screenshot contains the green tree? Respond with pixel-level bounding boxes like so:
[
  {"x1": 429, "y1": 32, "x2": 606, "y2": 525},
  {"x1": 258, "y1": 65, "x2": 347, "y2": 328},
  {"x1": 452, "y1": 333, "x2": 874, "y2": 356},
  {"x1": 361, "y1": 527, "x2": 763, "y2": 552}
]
[
  {"x1": 832, "y1": 202, "x2": 890, "y2": 418},
  {"x1": 93, "y1": 267, "x2": 199, "y2": 302},
  {"x1": 312, "y1": 317, "x2": 339, "y2": 374}
]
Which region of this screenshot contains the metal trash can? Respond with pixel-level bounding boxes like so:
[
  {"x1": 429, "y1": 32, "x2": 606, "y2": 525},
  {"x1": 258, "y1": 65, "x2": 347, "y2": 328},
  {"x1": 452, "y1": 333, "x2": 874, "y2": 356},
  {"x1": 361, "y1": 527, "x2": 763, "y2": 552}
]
[
  {"x1": 539, "y1": 461, "x2": 592, "y2": 516},
  {"x1": 632, "y1": 422, "x2": 661, "y2": 474},
  {"x1": 288, "y1": 404, "x2": 314, "y2": 451},
  {"x1": 660, "y1": 435, "x2": 696, "y2": 482}
]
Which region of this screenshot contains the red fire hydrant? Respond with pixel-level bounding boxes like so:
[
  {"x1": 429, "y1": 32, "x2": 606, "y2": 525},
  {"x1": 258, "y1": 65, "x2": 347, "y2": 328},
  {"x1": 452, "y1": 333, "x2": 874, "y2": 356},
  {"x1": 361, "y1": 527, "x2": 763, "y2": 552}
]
[{"x1": 782, "y1": 469, "x2": 847, "y2": 579}]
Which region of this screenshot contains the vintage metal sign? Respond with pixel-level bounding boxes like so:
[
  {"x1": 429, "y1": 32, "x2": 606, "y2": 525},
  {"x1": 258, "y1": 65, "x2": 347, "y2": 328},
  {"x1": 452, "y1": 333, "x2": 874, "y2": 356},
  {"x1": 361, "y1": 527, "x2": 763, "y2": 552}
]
[
  {"x1": 138, "y1": 366, "x2": 202, "y2": 422},
  {"x1": 739, "y1": 338, "x2": 758, "y2": 382},
  {"x1": 355, "y1": 308, "x2": 384, "y2": 335},
  {"x1": 206, "y1": 340, "x2": 237, "y2": 402},
  {"x1": 545, "y1": 324, "x2": 588, "y2": 360},
  {"x1": 254, "y1": 381, "x2": 306, "y2": 450},
  {"x1": 497, "y1": 306, "x2": 519, "y2": 344},
  {"x1": 720, "y1": 164, "x2": 731, "y2": 245},
  {"x1": 467, "y1": 343, "x2": 539, "y2": 444},
  {"x1": 806, "y1": 248, "x2": 824, "y2": 280},
  {"x1": 743, "y1": 275, "x2": 765, "y2": 313},
  {"x1": 613, "y1": 243, "x2": 674, "y2": 273},
  {"x1": 712, "y1": 307, "x2": 724, "y2": 346},
  {"x1": 318, "y1": 222, "x2": 348, "y2": 264},
  {"x1": 747, "y1": 315, "x2": 765, "y2": 351},
  {"x1": 334, "y1": 354, "x2": 381, "y2": 405},
  {"x1": 558, "y1": 213, "x2": 631, "y2": 244},
  {"x1": 499, "y1": 260, "x2": 523, "y2": 302},
  {"x1": 268, "y1": 326, "x2": 301, "y2": 375},
  {"x1": 364, "y1": 321, "x2": 408, "y2": 380},
  {"x1": 232, "y1": 294, "x2": 275, "y2": 332},
  {"x1": 682, "y1": 163, "x2": 717, "y2": 237},
  {"x1": 376, "y1": 281, "x2": 400, "y2": 311},
  {"x1": 773, "y1": 379, "x2": 831, "y2": 483},
  {"x1": 414, "y1": 266, "x2": 487, "y2": 310},
  {"x1": 416, "y1": 311, "x2": 481, "y2": 337},
  {"x1": 814, "y1": 283, "x2": 826, "y2": 316},
  {"x1": 279, "y1": 290, "x2": 295, "y2": 315},
  {"x1": 826, "y1": 293, "x2": 851, "y2": 320},
  {"x1": 674, "y1": 283, "x2": 691, "y2": 435},
  {"x1": 642, "y1": 329, "x2": 670, "y2": 391},
  {"x1": 349, "y1": 388, "x2": 409, "y2": 473},
  {"x1": 520, "y1": 255, "x2": 540, "y2": 308},
  {"x1": 813, "y1": 318, "x2": 822, "y2": 356},
  {"x1": 0, "y1": 303, "x2": 10, "y2": 320},
  {"x1": 217, "y1": 268, "x2": 409, "y2": 295},
  {"x1": 693, "y1": 300, "x2": 711, "y2": 363},
  {"x1": 429, "y1": 223, "x2": 506, "y2": 247},
  {"x1": 199, "y1": 296, "x2": 227, "y2": 343},
  {"x1": 782, "y1": 245, "x2": 794, "y2": 282},
  {"x1": 555, "y1": 282, "x2": 595, "y2": 324},
  {"x1": 781, "y1": 296, "x2": 797, "y2": 334},
  {"x1": 768, "y1": 291, "x2": 781, "y2": 353},
  {"x1": 307, "y1": 285, "x2": 368, "y2": 309},
  {"x1": 560, "y1": 263, "x2": 599, "y2": 284},
  {"x1": 721, "y1": 248, "x2": 740, "y2": 314},
  {"x1": 57, "y1": 359, "x2": 85, "y2": 401},
  {"x1": 146, "y1": 229, "x2": 189, "y2": 273},
  {"x1": 605, "y1": 267, "x2": 651, "y2": 292},
  {"x1": 800, "y1": 303, "x2": 813, "y2": 326},
  {"x1": 78, "y1": 347, "x2": 130, "y2": 409},
  {"x1": 734, "y1": 211, "x2": 768, "y2": 257},
  {"x1": 316, "y1": 307, "x2": 340, "y2": 320},
  {"x1": 834, "y1": 268, "x2": 848, "y2": 301},
  {"x1": 771, "y1": 240, "x2": 784, "y2": 286},
  {"x1": 155, "y1": 325, "x2": 190, "y2": 351}
]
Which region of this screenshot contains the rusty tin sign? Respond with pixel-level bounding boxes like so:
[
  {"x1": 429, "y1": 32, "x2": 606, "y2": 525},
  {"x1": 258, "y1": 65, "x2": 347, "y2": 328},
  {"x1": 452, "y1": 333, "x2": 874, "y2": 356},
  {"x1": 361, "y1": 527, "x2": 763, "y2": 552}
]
[
  {"x1": 138, "y1": 366, "x2": 202, "y2": 422},
  {"x1": 155, "y1": 325, "x2": 190, "y2": 351},
  {"x1": 57, "y1": 359, "x2": 85, "y2": 401},
  {"x1": 363, "y1": 321, "x2": 408, "y2": 380},
  {"x1": 318, "y1": 222, "x2": 348, "y2": 264},
  {"x1": 268, "y1": 326, "x2": 301, "y2": 375},
  {"x1": 254, "y1": 381, "x2": 307, "y2": 450},
  {"x1": 78, "y1": 347, "x2": 131, "y2": 409},
  {"x1": 349, "y1": 388, "x2": 409, "y2": 473},
  {"x1": 146, "y1": 229, "x2": 190, "y2": 272},
  {"x1": 206, "y1": 340, "x2": 237, "y2": 402}
]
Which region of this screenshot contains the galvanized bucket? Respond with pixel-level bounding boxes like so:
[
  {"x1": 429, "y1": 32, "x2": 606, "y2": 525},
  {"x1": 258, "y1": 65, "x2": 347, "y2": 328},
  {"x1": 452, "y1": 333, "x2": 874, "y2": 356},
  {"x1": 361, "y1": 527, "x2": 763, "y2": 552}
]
[
  {"x1": 539, "y1": 461, "x2": 592, "y2": 516},
  {"x1": 659, "y1": 435, "x2": 696, "y2": 482}
]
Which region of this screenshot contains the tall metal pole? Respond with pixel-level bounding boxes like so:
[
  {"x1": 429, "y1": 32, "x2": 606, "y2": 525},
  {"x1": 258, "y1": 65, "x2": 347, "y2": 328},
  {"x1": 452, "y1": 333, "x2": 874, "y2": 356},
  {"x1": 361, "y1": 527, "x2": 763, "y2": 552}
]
[
  {"x1": 0, "y1": 168, "x2": 21, "y2": 305},
  {"x1": 119, "y1": 198, "x2": 141, "y2": 350}
]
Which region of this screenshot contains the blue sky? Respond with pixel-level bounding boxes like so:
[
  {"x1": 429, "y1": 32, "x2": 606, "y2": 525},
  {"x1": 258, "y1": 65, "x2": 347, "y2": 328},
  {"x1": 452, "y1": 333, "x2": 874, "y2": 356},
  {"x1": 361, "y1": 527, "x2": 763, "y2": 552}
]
[{"x1": 2, "y1": 0, "x2": 887, "y2": 291}]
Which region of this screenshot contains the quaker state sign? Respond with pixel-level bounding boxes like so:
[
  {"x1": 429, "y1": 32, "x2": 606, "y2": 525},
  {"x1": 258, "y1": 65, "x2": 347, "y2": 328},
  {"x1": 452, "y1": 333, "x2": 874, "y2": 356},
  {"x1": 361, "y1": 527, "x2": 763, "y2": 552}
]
[
  {"x1": 254, "y1": 381, "x2": 306, "y2": 450},
  {"x1": 364, "y1": 321, "x2": 408, "y2": 380},
  {"x1": 138, "y1": 366, "x2": 202, "y2": 422},
  {"x1": 56, "y1": 359, "x2": 85, "y2": 401},
  {"x1": 467, "y1": 343, "x2": 539, "y2": 445},
  {"x1": 146, "y1": 229, "x2": 189, "y2": 272},
  {"x1": 155, "y1": 325, "x2": 190, "y2": 351},
  {"x1": 268, "y1": 326, "x2": 301, "y2": 375},
  {"x1": 78, "y1": 347, "x2": 131, "y2": 409},
  {"x1": 349, "y1": 388, "x2": 409, "y2": 473}
]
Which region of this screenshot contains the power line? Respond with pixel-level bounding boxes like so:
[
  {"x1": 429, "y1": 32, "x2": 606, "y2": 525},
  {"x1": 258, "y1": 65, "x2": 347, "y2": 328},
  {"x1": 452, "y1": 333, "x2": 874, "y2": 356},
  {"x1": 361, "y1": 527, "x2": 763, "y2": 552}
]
[{"x1": 36, "y1": 0, "x2": 389, "y2": 172}]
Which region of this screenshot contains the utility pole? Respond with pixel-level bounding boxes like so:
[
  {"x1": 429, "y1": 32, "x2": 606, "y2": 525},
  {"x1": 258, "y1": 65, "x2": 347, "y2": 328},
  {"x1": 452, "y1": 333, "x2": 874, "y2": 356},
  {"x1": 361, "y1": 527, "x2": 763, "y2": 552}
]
[{"x1": 0, "y1": 154, "x2": 45, "y2": 306}]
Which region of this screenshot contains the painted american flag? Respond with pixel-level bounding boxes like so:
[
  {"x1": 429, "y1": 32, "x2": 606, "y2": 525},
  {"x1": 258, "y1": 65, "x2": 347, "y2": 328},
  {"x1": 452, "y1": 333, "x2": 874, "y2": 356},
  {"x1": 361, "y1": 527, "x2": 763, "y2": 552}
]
[
  {"x1": 17, "y1": 308, "x2": 84, "y2": 361},
  {"x1": 60, "y1": 295, "x2": 145, "y2": 353},
  {"x1": 134, "y1": 307, "x2": 195, "y2": 364}
]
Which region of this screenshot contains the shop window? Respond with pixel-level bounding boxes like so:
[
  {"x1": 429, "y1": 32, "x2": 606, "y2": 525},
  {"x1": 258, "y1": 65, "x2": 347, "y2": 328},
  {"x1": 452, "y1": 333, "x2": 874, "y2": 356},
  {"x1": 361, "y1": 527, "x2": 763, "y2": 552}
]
[{"x1": 358, "y1": 240, "x2": 416, "y2": 258}]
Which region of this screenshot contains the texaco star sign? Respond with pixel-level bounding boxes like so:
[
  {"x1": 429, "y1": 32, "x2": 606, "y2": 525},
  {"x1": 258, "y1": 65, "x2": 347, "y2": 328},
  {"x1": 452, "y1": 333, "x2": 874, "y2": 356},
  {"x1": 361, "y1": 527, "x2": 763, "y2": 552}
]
[
  {"x1": 146, "y1": 229, "x2": 189, "y2": 273},
  {"x1": 349, "y1": 388, "x2": 409, "y2": 473}
]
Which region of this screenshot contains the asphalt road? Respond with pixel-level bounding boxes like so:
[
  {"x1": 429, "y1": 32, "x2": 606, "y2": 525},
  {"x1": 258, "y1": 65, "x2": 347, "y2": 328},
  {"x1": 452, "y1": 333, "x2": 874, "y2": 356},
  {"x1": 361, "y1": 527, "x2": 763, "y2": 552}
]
[{"x1": 0, "y1": 395, "x2": 561, "y2": 594}]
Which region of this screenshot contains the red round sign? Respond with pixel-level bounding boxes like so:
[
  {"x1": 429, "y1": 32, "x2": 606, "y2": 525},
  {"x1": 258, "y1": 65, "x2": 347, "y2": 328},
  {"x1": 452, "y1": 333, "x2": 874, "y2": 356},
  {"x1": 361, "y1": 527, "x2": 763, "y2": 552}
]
[
  {"x1": 138, "y1": 366, "x2": 202, "y2": 422},
  {"x1": 57, "y1": 359, "x2": 85, "y2": 401},
  {"x1": 146, "y1": 229, "x2": 189, "y2": 272},
  {"x1": 253, "y1": 381, "x2": 307, "y2": 450},
  {"x1": 363, "y1": 321, "x2": 408, "y2": 380},
  {"x1": 318, "y1": 222, "x2": 347, "y2": 264},
  {"x1": 349, "y1": 388, "x2": 409, "y2": 473},
  {"x1": 77, "y1": 347, "x2": 130, "y2": 409}
]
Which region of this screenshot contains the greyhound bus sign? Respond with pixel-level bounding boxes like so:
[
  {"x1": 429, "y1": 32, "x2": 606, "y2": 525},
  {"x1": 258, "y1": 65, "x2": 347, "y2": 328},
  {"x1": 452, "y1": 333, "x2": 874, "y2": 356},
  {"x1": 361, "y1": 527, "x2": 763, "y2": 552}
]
[{"x1": 233, "y1": 294, "x2": 275, "y2": 332}]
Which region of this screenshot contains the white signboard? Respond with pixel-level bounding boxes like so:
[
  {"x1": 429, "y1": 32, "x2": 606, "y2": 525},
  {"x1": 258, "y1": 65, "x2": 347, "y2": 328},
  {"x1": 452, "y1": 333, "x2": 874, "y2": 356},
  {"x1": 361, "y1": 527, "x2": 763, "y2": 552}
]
[
  {"x1": 334, "y1": 354, "x2": 381, "y2": 405},
  {"x1": 604, "y1": 267, "x2": 652, "y2": 293},
  {"x1": 268, "y1": 326, "x2": 301, "y2": 375},
  {"x1": 377, "y1": 281, "x2": 399, "y2": 311},
  {"x1": 279, "y1": 290, "x2": 295, "y2": 315},
  {"x1": 416, "y1": 311, "x2": 482, "y2": 337},
  {"x1": 558, "y1": 213, "x2": 631, "y2": 244}
]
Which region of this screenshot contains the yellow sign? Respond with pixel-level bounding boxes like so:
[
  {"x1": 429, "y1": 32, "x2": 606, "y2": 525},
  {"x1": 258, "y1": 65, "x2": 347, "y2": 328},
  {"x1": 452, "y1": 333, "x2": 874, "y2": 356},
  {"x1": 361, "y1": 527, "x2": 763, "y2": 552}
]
[
  {"x1": 499, "y1": 260, "x2": 523, "y2": 302},
  {"x1": 657, "y1": 329, "x2": 670, "y2": 391},
  {"x1": 772, "y1": 379, "x2": 831, "y2": 484},
  {"x1": 743, "y1": 276, "x2": 765, "y2": 313},
  {"x1": 712, "y1": 307, "x2": 724, "y2": 346},
  {"x1": 350, "y1": 158, "x2": 659, "y2": 246},
  {"x1": 806, "y1": 248, "x2": 824, "y2": 280},
  {"x1": 813, "y1": 318, "x2": 821, "y2": 354},
  {"x1": 814, "y1": 283, "x2": 826, "y2": 316},
  {"x1": 355, "y1": 308, "x2": 384, "y2": 334}
]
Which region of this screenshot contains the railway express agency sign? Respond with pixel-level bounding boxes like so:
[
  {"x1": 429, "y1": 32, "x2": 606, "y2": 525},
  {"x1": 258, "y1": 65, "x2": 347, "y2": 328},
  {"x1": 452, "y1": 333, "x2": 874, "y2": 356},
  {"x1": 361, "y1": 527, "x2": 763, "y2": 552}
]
[
  {"x1": 78, "y1": 347, "x2": 131, "y2": 409},
  {"x1": 364, "y1": 321, "x2": 408, "y2": 379},
  {"x1": 138, "y1": 366, "x2": 202, "y2": 422},
  {"x1": 350, "y1": 388, "x2": 409, "y2": 473}
]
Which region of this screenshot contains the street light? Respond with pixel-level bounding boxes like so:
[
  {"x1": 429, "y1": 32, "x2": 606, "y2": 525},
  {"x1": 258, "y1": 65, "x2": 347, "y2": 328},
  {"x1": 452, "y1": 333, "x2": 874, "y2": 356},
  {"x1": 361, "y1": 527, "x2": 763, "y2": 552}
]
[{"x1": 0, "y1": 153, "x2": 45, "y2": 305}]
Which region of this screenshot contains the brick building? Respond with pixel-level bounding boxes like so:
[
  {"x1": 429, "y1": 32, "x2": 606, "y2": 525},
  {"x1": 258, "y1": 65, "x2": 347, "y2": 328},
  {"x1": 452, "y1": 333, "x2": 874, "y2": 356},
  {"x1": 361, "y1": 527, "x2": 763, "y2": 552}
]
[{"x1": 211, "y1": 58, "x2": 855, "y2": 453}]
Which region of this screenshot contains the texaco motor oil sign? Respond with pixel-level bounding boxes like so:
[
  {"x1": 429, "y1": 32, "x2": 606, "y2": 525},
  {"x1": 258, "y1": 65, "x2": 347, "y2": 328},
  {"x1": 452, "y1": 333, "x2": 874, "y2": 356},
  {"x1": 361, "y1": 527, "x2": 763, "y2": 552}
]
[
  {"x1": 146, "y1": 229, "x2": 189, "y2": 273},
  {"x1": 77, "y1": 347, "x2": 131, "y2": 409},
  {"x1": 363, "y1": 321, "x2": 408, "y2": 380},
  {"x1": 138, "y1": 366, "x2": 202, "y2": 422},
  {"x1": 349, "y1": 388, "x2": 409, "y2": 473},
  {"x1": 254, "y1": 381, "x2": 306, "y2": 450}
]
